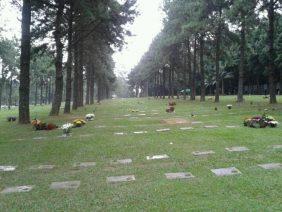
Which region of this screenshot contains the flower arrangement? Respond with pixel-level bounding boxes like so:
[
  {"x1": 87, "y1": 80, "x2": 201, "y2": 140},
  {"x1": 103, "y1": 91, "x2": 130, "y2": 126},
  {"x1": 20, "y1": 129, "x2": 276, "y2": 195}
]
[
  {"x1": 85, "y1": 113, "x2": 95, "y2": 121},
  {"x1": 73, "y1": 119, "x2": 86, "y2": 128},
  {"x1": 244, "y1": 114, "x2": 278, "y2": 128},
  {"x1": 31, "y1": 119, "x2": 58, "y2": 131},
  {"x1": 61, "y1": 123, "x2": 73, "y2": 135},
  {"x1": 227, "y1": 104, "x2": 232, "y2": 109}
]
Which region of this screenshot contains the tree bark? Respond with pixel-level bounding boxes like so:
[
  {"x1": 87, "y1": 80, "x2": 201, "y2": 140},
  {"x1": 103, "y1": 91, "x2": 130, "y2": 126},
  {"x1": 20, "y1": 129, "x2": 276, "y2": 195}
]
[
  {"x1": 186, "y1": 38, "x2": 192, "y2": 100},
  {"x1": 64, "y1": 1, "x2": 73, "y2": 113},
  {"x1": 267, "y1": 0, "x2": 277, "y2": 104},
  {"x1": 19, "y1": 0, "x2": 31, "y2": 124},
  {"x1": 85, "y1": 63, "x2": 90, "y2": 105},
  {"x1": 50, "y1": 0, "x2": 65, "y2": 116},
  {"x1": 237, "y1": 14, "x2": 246, "y2": 103},
  {"x1": 8, "y1": 77, "x2": 12, "y2": 110},
  {"x1": 89, "y1": 62, "x2": 95, "y2": 104},
  {"x1": 191, "y1": 36, "x2": 197, "y2": 101},
  {"x1": 199, "y1": 34, "x2": 205, "y2": 101},
  {"x1": 40, "y1": 78, "x2": 43, "y2": 105},
  {"x1": 215, "y1": 10, "x2": 222, "y2": 103}
]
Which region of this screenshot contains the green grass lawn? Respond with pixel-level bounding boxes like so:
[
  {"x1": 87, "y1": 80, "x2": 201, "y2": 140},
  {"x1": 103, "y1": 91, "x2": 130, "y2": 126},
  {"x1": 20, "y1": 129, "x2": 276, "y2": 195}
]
[{"x1": 0, "y1": 96, "x2": 281, "y2": 211}]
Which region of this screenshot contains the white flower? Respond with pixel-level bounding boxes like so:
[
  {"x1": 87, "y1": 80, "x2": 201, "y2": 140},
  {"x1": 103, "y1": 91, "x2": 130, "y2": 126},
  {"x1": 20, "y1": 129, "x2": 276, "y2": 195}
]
[
  {"x1": 61, "y1": 123, "x2": 74, "y2": 130},
  {"x1": 85, "y1": 113, "x2": 95, "y2": 121},
  {"x1": 269, "y1": 121, "x2": 278, "y2": 125}
]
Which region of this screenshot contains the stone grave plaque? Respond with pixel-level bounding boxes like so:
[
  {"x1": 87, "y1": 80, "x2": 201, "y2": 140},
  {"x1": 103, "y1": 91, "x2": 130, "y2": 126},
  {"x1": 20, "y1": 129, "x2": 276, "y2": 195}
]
[
  {"x1": 156, "y1": 128, "x2": 170, "y2": 132},
  {"x1": 0, "y1": 166, "x2": 16, "y2": 172},
  {"x1": 113, "y1": 159, "x2": 132, "y2": 165},
  {"x1": 258, "y1": 163, "x2": 281, "y2": 170},
  {"x1": 193, "y1": 151, "x2": 215, "y2": 156},
  {"x1": 165, "y1": 172, "x2": 194, "y2": 180},
  {"x1": 73, "y1": 162, "x2": 96, "y2": 168},
  {"x1": 225, "y1": 147, "x2": 249, "y2": 152},
  {"x1": 204, "y1": 125, "x2": 219, "y2": 129},
  {"x1": 114, "y1": 132, "x2": 126, "y2": 136},
  {"x1": 146, "y1": 154, "x2": 169, "y2": 160},
  {"x1": 30, "y1": 165, "x2": 55, "y2": 170},
  {"x1": 180, "y1": 127, "x2": 193, "y2": 130},
  {"x1": 211, "y1": 167, "x2": 241, "y2": 176},
  {"x1": 272, "y1": 145, "x2": 282, "y2": 149},
  {"x1": 107, "y1": 175, "x2": 135, "y2": 183},
  {"x1": 50, "y1": 181, "x2": 80, "y2": 190},
  {"x1": 1, "y1": 185, "x2": 33, "y2": 194}
]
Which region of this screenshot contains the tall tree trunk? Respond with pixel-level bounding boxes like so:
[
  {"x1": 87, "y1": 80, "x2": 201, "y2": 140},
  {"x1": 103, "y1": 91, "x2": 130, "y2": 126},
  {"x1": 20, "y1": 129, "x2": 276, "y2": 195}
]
[
  {"x1": 19, "y1": 0, "x2": 31, "y2": 124},
  {"x1": 168, "y1": 68, "x2": 172, "y2": 98},
  {"x1": 8, "y1": 78, "x2": 12, "y2": 110},
  {"x1": 45, "y1": 81, "x2": 48, "y2": 105},
  {"x1": 89, "y1": 63, "x2": 95, "y2": 104},
  {"x1": 237, "y1": 14, "x2": 245, "y2": 103},
  {"x1": 72, "y1": 33, "x2": 79, "y2": 110},
  {"x1": 267, "y1": 0, "x2": 277, "y2": 104},
  {"x1": 40, "y1": 79, "x2": 43, "y2": 105},
  {"x1": 85, "y1": 63, "x2": 90, "y2": 105},
  {"x1": 77, "y1": 35, "x2": 84, "y2": 107},
  {"x1": 186, "y1": 38, "x2": 192, "y2": 100},
  {"x1": 191, "y1": 37, "x2": 197, "y2": 101},
  {"x1": 162, "y1": 70, "x2": 166, "y2": 99},
  {"x1": 171, "y1": 69, "x2": 175, "y2": 99},
  {"x1": 48, "y1": 78, "x2": 52, "y2": 104},
  {"x1": 50, "y1": 0, "x2": 65, "y2": 116},
  {"x1": 199, "y1": 34, "x2": 205, "y2": 101},
  {"x1": 0, "y1": 68, "x2": 4, "y2": 110},
  {"x1": 97, "y1": 78, "x2": 102, "y2": 103},
  {"x1": 215, "y1": 12, "x2": 222, "y2": 103},
  {"x1": 64, "y1": 0, "x2": 73, "y2": 113}
]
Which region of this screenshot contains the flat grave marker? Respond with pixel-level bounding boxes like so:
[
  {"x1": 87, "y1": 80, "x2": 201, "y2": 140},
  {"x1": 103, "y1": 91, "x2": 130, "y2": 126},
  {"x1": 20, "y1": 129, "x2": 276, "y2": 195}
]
[
  {"x1": 226, "y1": 147, "x2": 249, "y2": 152},
  {"x1": 191, "y1": 121, "x2": 203, "y2": 125},
  {"x1": 146, "y1": 154, "x2": 169, "y2": 160},
  {"x1": 133, "y1": 131, "x2": 148, "y2": 134},
  {"x1": 1, "y1": 185, "x2": 33, "y2": 194},
  {"x1": 73, "y1": 162, "x2": 96, "y2": 168},
  {"x1": 95, "y1": 125, "x2": 106, "y2": 128},
  {"x1": 50, "y1": 181, "x2": 80, "y2": 190},
  {"x1": 0, "y1": 166, "x2": 16, "y2": 172},
  {"x1": 272, "y1": 145, "x2": 282, "y2": 149},
  {"x1": 156, "y1": 128, "x2": 170, "y2": 132},
  {"x1": 193, "y1": 150, "x2": 215, "y2": 156},
  {"x1": 258, "y1": 163, "x2": 281, "y2": 170},
  {"x1": 226, "y1": 125, "x2": 238, "y2": 128},
  {"x1": 180, "y1": 127, "x2": 194, "y2": 130},
  {"x1": 114, "y1": 132, "x2": 127, "y2": 136},
  {"x1": 33, "y1": 137, "x2": 47, "y2": 140},
  {"x1": 165, "y1": 172, "x2": 195, "y2": 180},
  {"x1": 107, "y1": 175, "x2": 135, "y2": 183},
  {"x1": 112, "y1": 159, "x2": 132, "y2": 165},
  {"x1": 211, "y1": 167, "x2": 241, "y2": 177},
  {"x1": 30, "y1": 165, "x2": 55, "y2": 170},
  {"x1": 204, "y1": 125, "x2": 219, "y2": 129}
]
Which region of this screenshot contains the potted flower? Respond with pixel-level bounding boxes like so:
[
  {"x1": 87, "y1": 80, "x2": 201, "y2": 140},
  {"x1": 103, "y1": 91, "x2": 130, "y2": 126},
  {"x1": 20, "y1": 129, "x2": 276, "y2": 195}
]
[
  {"x1": 73, "y1": 119, "x2": 86, "y2": 128},
  {"x1": 227, "y1": 104, "x2": 232, "y2": 109},
  {"x1": 61, "y1": 123, "x2": 73, "y2": 136},
  {"x1": 85, "y1": 114, "x2": 95, "y2": 121}
]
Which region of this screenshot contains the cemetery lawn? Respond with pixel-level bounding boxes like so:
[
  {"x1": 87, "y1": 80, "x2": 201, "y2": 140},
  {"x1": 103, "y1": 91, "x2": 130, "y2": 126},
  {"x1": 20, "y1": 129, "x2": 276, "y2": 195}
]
[{"x1": 0, "y1": 96, "x2": 281, "y2": 211}]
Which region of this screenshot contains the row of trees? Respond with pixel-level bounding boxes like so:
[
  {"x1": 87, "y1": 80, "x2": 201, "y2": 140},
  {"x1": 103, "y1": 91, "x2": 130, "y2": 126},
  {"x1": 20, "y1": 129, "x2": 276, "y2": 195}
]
[
  {"x1": 9, "y1": 0, "x2": 137, "y2": 123},
  {"x1": 128, "y1": 0, "x2": 282, "y2": 104}
]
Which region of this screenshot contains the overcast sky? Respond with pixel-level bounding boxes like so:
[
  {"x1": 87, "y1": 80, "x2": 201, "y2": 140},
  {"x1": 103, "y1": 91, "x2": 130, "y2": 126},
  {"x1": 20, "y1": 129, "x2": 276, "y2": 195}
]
[{"x1": 0, "y1": 0, "x2": 164, "y2": 76}]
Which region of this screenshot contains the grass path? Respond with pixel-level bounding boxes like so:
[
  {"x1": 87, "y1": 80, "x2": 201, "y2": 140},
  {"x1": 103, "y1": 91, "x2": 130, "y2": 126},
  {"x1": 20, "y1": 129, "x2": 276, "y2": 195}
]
[{"x1": 0, "y1": 96, "x2": 281, "y2": 211}]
